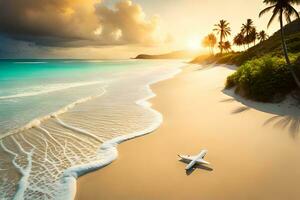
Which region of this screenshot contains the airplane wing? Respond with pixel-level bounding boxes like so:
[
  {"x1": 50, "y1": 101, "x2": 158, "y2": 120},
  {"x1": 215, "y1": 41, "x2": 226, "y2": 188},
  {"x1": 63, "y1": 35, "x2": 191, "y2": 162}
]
[
  {"x1": 196, "y1": 158, "x2": 210, "y2": 165},
  {"x1": 178, "y1": 150, "x2": 207, "y2": 161},
  {"x1": 197, "y1": 150, "x2": 207, "y2": 159},
  {"x1": 177, "y1": 155, "x2": 196, "y2": 162}
]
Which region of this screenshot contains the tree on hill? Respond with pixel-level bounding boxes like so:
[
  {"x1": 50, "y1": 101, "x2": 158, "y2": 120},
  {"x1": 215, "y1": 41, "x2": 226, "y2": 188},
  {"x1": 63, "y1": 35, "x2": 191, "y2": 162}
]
[
  {"x1": 223, "y1": 41, "x2": 232, "y2": 53},
  {"x1": 257, "y1": 30, "x2": 269, "y2": 42},
  {"x1": 249, "y1": 27, "x2": 258, "y2": 46},
  {"x1": 233, "y1": 33, "x2": 245, "y2": 50},
  {"x1": 202, "y1": 33, "x2": 217, "y2": 54},
  {"x1": 241, "y1": 19, "x2": 255, "y2": 48},
  {"x1": 259, "y1": 0, "x2": 300, "y2": 88},
  {"x1": 213, "y1": 20, "x2": 231, "y2": 54}
]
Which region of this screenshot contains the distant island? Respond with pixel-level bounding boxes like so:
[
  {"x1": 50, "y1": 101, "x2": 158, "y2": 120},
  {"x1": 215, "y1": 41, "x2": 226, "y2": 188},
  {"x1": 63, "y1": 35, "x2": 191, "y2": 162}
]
[{"x1": 135, "y1": 50, "x2": 200, "y2": 59}]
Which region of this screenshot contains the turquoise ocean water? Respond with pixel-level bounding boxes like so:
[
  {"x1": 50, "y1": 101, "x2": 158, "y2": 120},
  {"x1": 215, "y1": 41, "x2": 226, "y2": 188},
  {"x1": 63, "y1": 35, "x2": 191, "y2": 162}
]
[{"x1": 0, "y1": 59, "x2": 183, "y2": 200}]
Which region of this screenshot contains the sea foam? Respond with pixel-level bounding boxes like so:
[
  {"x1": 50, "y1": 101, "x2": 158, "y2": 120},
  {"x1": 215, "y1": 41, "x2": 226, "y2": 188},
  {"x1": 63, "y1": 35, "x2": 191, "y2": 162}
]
[
  {"x1": 0, "y1": 87, "x2": 107, "y2": 140},
  {"x1": 0, "y1": 60, "x2": 183, "y2": 200},
  {"x1": 56, "y1": 66, "x2": 182, "y2": 200},
  {"x1": 0, "y1": 81, "x2": 104, "y2": 100}
]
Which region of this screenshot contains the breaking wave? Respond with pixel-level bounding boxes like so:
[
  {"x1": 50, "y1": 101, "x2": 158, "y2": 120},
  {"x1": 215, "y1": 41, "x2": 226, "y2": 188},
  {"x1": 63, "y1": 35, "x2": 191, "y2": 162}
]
[
  {"x1": 0, "y1": 81, "x2": 104, "y2": 100},
  {"x1": 0, "y1": 60, "x2": 182, "y2": 200}
]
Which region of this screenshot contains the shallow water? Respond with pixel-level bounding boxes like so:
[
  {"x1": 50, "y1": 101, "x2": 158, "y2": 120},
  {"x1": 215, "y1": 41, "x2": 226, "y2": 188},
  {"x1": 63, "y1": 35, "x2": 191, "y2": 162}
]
[{"x1": 0, "y1": 59, "x2": 183, "y2": 200}]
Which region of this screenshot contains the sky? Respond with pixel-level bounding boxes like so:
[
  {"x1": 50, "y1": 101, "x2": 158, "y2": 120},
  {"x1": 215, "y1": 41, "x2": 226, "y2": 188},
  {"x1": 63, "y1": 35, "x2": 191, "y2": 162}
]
[{"x1": 0, "y1": 0, "x2": 299, "y2": 59}]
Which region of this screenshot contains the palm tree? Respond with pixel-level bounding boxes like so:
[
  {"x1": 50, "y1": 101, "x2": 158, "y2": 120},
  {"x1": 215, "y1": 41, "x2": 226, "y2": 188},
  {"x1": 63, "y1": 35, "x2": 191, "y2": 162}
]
[
  {"x1": 241, "y1": 19, "x2": 255, "y2": 48},
  {"x1": 213, "y1": 20, "x2": 231, "y2": 54},
  {"x1": 233, "y1": 32, "x2": 245, "y2": 50},
  {"x1": 223, "y1": 41, "x2": 232, "y2": 52},
  {"x1": 257, "y1": 30, "x2": 269, "y2": 42},
  {"x1": 202, "y1": 36, "x2": 210, "y2": 52},
  {"x1": 202, "y1": 33, "x2": 217, "y2": 54},
  {"x1": 208, "y1": 33, "x2": 217, "y2": 54},
  {"x1": 249, "y1": 27, "x2": 258, "y2": 46},
  {"x1": 259, "y1": 0, "x2": 300, "y2": 87},
  {"x1": 217, "y1": 42, "x2": 223, "y2": 53}
]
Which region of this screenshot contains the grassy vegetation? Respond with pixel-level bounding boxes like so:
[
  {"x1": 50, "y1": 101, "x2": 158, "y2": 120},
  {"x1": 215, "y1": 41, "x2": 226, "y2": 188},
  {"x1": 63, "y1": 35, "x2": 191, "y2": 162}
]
[
  {"x1": 191, "y1": 52, "x2": 242, "y2": 65},
  {"x1": 192, "y1": 19, "x2": 300, "y2": 65},
  {"x1": 225, "y1": 55, "x2": 300, "y2": 102},
  {"x1": 191, "y1": 19, "x2": 300, "y2": 102},
  {"x1": 192, "y1": 30, "x2": 300, "y2": 66}
]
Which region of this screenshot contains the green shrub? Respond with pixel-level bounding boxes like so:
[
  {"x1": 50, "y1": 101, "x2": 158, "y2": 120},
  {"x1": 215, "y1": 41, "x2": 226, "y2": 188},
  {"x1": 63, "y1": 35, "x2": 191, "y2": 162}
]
[
  {"x1": 225, "y1": 73, "x2": 237, "y2": 89},
  {"x1": 225, "y1": 55, "x2": 298, "y2": 102}
]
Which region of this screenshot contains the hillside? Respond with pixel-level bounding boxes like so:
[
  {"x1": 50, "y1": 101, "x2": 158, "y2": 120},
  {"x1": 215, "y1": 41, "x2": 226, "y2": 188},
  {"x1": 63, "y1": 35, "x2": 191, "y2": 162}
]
[
  {"x1": 191, "y1": 19, "x2": 300, "y2": 65},
  {"x1": 135, "y1": 50, "x2": 200, "y2": 59}
]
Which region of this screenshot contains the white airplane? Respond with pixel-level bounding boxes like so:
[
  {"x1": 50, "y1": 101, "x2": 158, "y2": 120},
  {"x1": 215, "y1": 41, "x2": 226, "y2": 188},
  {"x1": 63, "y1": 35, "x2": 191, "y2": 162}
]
[{"x1": 178, "y1": 150, "x2": 210, "y2": 170}]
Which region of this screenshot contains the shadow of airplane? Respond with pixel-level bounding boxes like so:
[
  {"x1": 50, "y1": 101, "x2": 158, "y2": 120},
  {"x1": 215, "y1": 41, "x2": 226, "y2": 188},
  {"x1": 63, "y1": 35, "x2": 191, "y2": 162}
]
[{"x1": 178, "y1": 159, "x2": 213, "y2": 176}]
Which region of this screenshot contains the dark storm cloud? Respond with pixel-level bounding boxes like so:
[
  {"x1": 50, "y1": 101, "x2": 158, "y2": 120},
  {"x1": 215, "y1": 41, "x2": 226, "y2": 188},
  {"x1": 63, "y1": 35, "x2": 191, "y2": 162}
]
[{"x1": 0, "y1": 0, "x2": 167, "y2": 47}]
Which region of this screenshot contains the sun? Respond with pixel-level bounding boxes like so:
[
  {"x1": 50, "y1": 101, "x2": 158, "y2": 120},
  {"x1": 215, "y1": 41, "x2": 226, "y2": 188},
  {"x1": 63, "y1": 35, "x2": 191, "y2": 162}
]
[{"x1": 187, "y1": 36, "x2": 201, "y2": 51}]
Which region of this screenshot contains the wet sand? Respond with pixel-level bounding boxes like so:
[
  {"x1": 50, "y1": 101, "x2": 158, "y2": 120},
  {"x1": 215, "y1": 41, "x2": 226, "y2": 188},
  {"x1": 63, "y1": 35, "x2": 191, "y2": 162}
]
[{"x1": 76, "y1": 64, "x2": 300, "y2": 200}]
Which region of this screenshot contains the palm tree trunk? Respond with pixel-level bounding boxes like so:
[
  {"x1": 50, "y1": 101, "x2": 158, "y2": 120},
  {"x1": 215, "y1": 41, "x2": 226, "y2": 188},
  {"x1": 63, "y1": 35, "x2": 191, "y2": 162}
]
[
  {"x1": 279, "y1": 12, "x2": 300, "y2": 88},
  {"x1": 220, "y1": 35, "x2": 223, "y2": 54},
  {"x1": 247, "y1": 31, "x2": 250, "y2": 49}
]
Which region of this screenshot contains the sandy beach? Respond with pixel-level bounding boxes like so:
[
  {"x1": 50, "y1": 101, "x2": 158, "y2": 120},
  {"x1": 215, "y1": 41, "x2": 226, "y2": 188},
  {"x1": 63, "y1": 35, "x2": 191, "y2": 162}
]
[{"x1": 76, "y1": 63, "x2": 300, "y2": 200}]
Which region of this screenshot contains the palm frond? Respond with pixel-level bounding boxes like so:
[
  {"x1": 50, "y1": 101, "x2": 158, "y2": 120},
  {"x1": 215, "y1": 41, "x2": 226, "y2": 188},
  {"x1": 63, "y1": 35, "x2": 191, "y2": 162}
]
[
  {"x1": 285, "y1": 12, "x2": 292, "y2": 23},
  {"x1": 259, "y1": 5, "x2": 276, "y2": 17},
  {"x1": 290, "y1": 5, "x2": 300, "y2": 19},
  {"x1": 267, "y1": 7, "x2": 280, "y2": 27}
]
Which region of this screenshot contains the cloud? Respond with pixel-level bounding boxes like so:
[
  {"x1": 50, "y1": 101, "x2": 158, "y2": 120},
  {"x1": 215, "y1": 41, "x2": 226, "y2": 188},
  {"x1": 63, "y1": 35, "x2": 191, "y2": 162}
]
[
  {"x1": 0, "y1": 0, "x2": 168, "y2": 47},
  {"x1": 0, "y1": 0, "x2": 98, "y2": 45},
  {"x1": 0, "y1": 35, "x2": 52, "y2": 58},
  {"x1": 94, "y1": 0, "x2": 164, "y2": 45}
]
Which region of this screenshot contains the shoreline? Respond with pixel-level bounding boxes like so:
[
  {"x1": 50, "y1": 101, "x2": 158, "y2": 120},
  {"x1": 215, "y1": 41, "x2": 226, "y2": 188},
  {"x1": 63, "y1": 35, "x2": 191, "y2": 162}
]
[
  {"x1": 0, "y1": 60, "x2": 184, "y2": 200},
  {"x1": 76, "y1": 63, "x2": 300, "y2": 200},
  {"x1": 58, "y1": 64, "x2": 183, "y2": 200}
]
